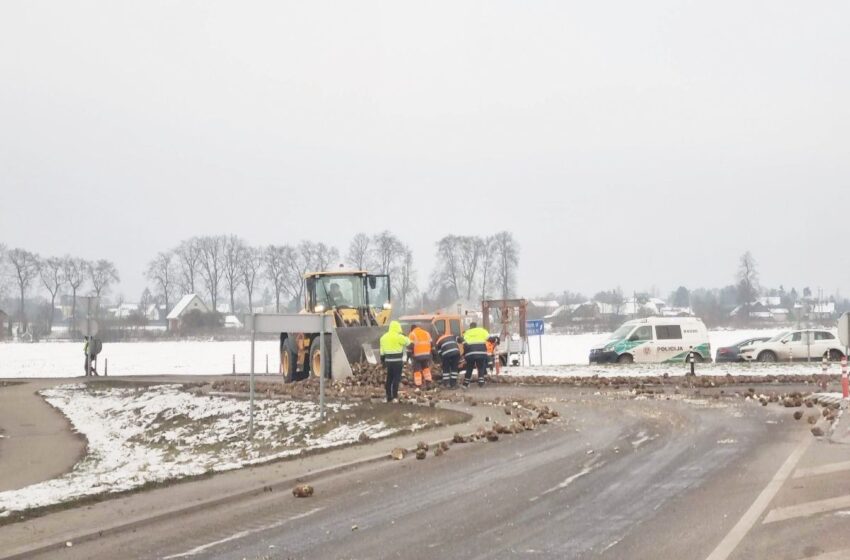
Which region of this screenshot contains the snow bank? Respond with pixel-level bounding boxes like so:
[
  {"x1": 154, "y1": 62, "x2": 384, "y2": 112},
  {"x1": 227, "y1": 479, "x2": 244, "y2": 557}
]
[{"x1": 0, "y1": 384, "x2": 392, "y2": 516}]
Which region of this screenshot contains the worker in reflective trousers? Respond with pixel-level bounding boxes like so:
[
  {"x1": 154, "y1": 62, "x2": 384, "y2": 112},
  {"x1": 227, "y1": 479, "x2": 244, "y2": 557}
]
[
  {"x1": 380, "y1": 321, "x2": 409, "y2": 402},
  {"x1": 407, "y1": 323, "x2": 433, "y2": 388},
  {"x1": 461, "y1": 322, "x2": 490, "y2": 388},
  {"x1": 435, "y1": 330, "x2": 461, "y2": 388}
]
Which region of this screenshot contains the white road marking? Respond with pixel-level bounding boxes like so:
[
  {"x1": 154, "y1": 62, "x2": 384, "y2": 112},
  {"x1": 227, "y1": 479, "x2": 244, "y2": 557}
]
[
  {"x1": 162, "y1": 507, "x2": 323, "y2": 558},
  {"x1": 793, "y1": 460, "x2": 850, "y2": 479},
  {"x1": 763, "y1": 494, "x2": 850, "y2": 524},
  {"x1": 704, "y1": 434, "x2": 812, "y2": 560},
  {"x1": 794, "y1": 548, "x2": 850, "y2": 560},
  {"x1": 530, "y1": 457, "x2": 603, "y2": 502}
]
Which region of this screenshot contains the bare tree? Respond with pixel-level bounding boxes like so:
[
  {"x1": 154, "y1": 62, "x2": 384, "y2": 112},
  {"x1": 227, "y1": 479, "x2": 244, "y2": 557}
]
[
  {"x1": 458, "y1": 236, "x2": 486, "y2": 299},
  {"x1": 433, "y1": 235, "x2": 462, "y2": 299},
  {"x1": 396, "y1": 246, "x2": 417, "y2": 313},
  {"x1": 372, "y1": 231, "x2": 404, "y2": 275},
  {"x1": 39, "y1": 256, "x2": 65, "y2": 333},
  {"x1": 146, "y1": 251, "x2": 176, "y2": 317},
  {"x1": 308, "y1": 241, "x2": 340, "y2": 272},
  {"x1": 347, "y1": 233, "x2": 373, "y2": 270},
  {"x1": 62, "y1": 256, "x2": 87, "y2": 333},
  {"x1": 263, "y1": 245, "x2": 288, "y2": 312},
  {"x1": 737, "y1": 251, "x2": 759, "y2": 320},
  {"x1": 7, "y1": 248, "x2": 40, "y2": 330},
  {"x1": 492, "y1": 231, "x2": 519, "y2": 299},
  {"x1": 281, "y1": 243, "x2": 311, "y2": 306},
  {"x1": 479, "y1": 235, "x2": 496, "y2": 300},
  {"x1": 88, "y1": 259, "x2": 120, "y2": 299},
  {"x1": 174, "y1": 237, "x2": 201, "y2": 295},
  {"x1": 197, "y1": 235, "x2": 225, "y2": 311},
  {"x1": 240, "y1": 246, "x2": 263, "y2": 313},
  {"x1": 222, "y1": 235, "x2": 247, "y2": 314}
]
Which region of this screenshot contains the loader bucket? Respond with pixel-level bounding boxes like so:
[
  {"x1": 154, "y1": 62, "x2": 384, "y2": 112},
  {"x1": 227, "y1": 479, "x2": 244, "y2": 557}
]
[{"x1": 334, "y1": 326, "x2": 384, "y2": 367}]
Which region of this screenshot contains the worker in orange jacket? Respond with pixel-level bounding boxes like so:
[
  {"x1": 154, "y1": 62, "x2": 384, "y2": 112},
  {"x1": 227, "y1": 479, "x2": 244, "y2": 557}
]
[{"x1": 407, "y1": 324, "x2": 433, "y2": 388}]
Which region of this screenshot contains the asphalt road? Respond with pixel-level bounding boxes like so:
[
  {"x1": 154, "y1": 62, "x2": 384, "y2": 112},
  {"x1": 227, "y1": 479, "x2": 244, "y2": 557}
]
[{"x1": 36, "y1": 387, "x2": 821, "y2": 560}]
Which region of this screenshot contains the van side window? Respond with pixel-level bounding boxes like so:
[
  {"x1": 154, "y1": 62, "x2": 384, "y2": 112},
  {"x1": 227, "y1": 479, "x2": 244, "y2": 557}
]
[
  {"x1": 629, "y1": 326, "x2": 653, "y2": 341},
  {"x1": 655, "y1": 325, "x2": 683, "y2": 340},
  {"x1": 815, "y1": 331, "x2": 835, "y2": 340}
]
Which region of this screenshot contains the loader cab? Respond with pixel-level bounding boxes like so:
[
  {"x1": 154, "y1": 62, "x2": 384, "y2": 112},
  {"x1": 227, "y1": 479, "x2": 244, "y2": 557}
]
[{"x1": 305, "y1": 271, "x2": 391, "y2": 327}]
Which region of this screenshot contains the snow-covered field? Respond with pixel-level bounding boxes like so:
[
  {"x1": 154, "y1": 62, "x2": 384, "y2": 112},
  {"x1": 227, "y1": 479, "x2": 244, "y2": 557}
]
[
  {"x1": 0, "y1": 339, "x2": 281, "y2": 378},
  {"x1": 0, "y1": 383, "x2": 398, "y2": 517},
  {"x1": 0, "y1": 328, "x2": 819, "y2": 379}
]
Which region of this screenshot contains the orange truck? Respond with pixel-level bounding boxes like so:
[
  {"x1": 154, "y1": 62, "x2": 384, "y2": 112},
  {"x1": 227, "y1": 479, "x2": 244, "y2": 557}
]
[{"x1": 397, "y1": 313, "x2": 465, "y2": 359}]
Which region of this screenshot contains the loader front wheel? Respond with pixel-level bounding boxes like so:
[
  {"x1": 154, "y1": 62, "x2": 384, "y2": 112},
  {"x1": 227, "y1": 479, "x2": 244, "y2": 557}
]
[
  {"x1": 310, "y1": 336, "x2": 330, "y2": 379},
  {"x1": 281, "y1": 338, "x2": 298, "y2": 383}
]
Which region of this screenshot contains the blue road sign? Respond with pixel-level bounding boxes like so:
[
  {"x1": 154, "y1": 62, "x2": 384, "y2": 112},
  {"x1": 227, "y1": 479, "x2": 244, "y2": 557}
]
[{"x1": 526, "y1": 319, "x2": 544, "y2": 336}]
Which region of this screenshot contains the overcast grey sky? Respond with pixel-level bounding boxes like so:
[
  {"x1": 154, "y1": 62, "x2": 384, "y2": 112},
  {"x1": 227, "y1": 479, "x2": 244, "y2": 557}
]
[{"x1": 2, "y1": 1, "x2": 849, "y2": 301}]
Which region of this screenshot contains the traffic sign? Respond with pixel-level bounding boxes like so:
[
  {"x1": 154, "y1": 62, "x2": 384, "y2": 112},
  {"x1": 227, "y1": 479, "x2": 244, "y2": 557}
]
[
  {"x1": 839, "y1": 312, "x2": 850, "y2": 347},
  {"x1": 526, "y1": 320, "x2": 544, "y2": 336}
]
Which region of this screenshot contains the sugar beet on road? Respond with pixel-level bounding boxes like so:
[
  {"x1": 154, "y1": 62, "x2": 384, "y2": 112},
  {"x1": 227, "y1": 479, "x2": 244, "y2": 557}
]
[{"x1": 48, "y1": 388, "x2": 807, "y2": 560}]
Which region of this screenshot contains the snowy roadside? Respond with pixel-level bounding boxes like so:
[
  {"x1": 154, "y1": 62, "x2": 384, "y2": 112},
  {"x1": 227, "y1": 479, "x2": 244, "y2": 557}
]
[
  {"x1": 500, "y1": 361, "x2": 841, "y2": 378},
  {"x1": 0, "y1": 383, "x2": 430, "y2": 518}
]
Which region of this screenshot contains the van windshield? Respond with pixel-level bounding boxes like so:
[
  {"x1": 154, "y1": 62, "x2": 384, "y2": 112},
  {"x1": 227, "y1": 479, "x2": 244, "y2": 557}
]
[{"x1": 609, "y1": 324, "x2": 635, "y2": 341}]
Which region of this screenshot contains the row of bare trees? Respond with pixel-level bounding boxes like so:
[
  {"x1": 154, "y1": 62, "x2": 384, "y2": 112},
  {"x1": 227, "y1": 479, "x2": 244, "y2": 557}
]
[
  {"x1": 0, "y1": 244, "x2": 119, "y2": 332},
  {"x1": 147, "y1": 232, "x2": 423, "y2": 316},
  {"x1": 429, "y1": 232, "x2": 519, "y2": 304}
]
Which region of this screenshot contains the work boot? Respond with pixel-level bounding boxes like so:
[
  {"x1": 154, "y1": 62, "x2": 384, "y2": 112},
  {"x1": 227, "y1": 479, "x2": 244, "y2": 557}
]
[{"x1": 478, "y1": 378, "x2": 485, "y2": 387}]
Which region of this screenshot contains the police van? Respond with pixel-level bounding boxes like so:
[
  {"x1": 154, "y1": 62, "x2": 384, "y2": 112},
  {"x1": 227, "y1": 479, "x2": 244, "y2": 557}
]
[{"x1": 588, "y1": 317, "x2": 711, "y2": 364}]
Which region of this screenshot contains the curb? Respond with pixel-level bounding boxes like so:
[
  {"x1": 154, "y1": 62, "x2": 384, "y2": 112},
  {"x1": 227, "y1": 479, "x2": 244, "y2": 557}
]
[{"x1": 0, "y1": 430, "x2": 470, "y2": 560}]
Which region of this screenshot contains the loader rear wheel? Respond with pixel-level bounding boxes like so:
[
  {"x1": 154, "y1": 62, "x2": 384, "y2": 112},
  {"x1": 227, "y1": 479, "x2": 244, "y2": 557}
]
[
  {"x1": 310, "y1": 336, "x2": 330, "y2": 379},
  {"x1": 281, "y1": 338, "x2": 298, "y2": 383}
]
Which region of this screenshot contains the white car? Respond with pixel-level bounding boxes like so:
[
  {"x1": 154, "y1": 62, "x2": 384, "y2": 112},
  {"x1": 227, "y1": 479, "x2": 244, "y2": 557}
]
[{"x1": 739, "y1": 329, "x2": 846, "y2": 362}]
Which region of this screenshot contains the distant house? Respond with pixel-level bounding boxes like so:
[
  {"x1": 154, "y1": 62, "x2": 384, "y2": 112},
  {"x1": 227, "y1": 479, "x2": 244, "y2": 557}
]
[
  {"x1": 730, "y1": 301, "x2": 773, "y2": 320},
  {"x1": 145, "y1": 304, "x2": 167, "y2": 322},
  {"x1": 166, "y1": 294, "x2": 209, "y2": 330},
  {"x1": 110, "y1": 302, "x2": 141, "y2": 319},
  {"x1": 224, "y1": 314, "x2": 244, "y2": 329}
]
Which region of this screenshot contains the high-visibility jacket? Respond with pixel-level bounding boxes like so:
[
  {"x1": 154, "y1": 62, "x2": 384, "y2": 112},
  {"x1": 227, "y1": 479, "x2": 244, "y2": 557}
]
[
  {"x1": 380, "y1": 321, "x2": 410, "y2": 363},
  {"x1": 435, "y1": 333, "x2": 460, "y2": 358},
  {"x1": 408, "y1": 326, "x2": 433, "y2": 358},
  {"x1": 462, "y1": 327, "x2": 490, "y2": 359}
]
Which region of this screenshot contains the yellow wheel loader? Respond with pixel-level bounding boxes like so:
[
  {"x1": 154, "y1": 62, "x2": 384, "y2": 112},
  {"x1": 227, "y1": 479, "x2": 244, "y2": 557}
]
[{"x1": 279, "y1": 270, "x2": 392, "y2": 382}]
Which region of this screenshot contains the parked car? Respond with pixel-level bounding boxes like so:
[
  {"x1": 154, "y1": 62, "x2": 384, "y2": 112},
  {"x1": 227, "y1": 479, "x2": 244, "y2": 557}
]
[
  {"x1": 589, "y1": 317, "x2": 711, "y2": 364},
  {"x1": 739, "y1": 329, "x2": 846, "y2": 362},
  {"x1": 715, "y1": 336, "x2": 771, "y2": 363}
]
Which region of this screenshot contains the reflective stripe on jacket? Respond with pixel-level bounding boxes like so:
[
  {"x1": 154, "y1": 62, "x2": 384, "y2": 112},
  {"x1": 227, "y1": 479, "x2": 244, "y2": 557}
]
[
  {"x1": 408, "y1": 326, "x2": 433, "y2": 358},
  {"x1": 380, "y1": 321, "x2": 409, "y2": 363},
  {"x1": 435, "y1": 334, "x2": 460, "y2": 358},
  {"x1": 462, "y1": 327, "x2": 490, "y2": 358}
]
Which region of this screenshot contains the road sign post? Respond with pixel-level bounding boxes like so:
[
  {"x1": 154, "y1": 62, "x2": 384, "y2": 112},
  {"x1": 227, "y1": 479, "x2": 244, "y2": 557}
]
[{"x1": 526, "y1": 320, "x2": 545, "y2": 366}]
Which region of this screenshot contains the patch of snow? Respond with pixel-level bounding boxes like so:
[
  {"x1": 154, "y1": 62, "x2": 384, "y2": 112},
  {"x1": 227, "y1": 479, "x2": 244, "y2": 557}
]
[{"x1": 0, "y1": 384, "x2": 395, "y2": 516}]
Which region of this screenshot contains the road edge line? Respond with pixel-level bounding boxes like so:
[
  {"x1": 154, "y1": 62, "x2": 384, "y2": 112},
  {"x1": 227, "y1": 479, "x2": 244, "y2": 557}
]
[{"x1": 704, "y1": 433, "x2": 812, "y2": 560}]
